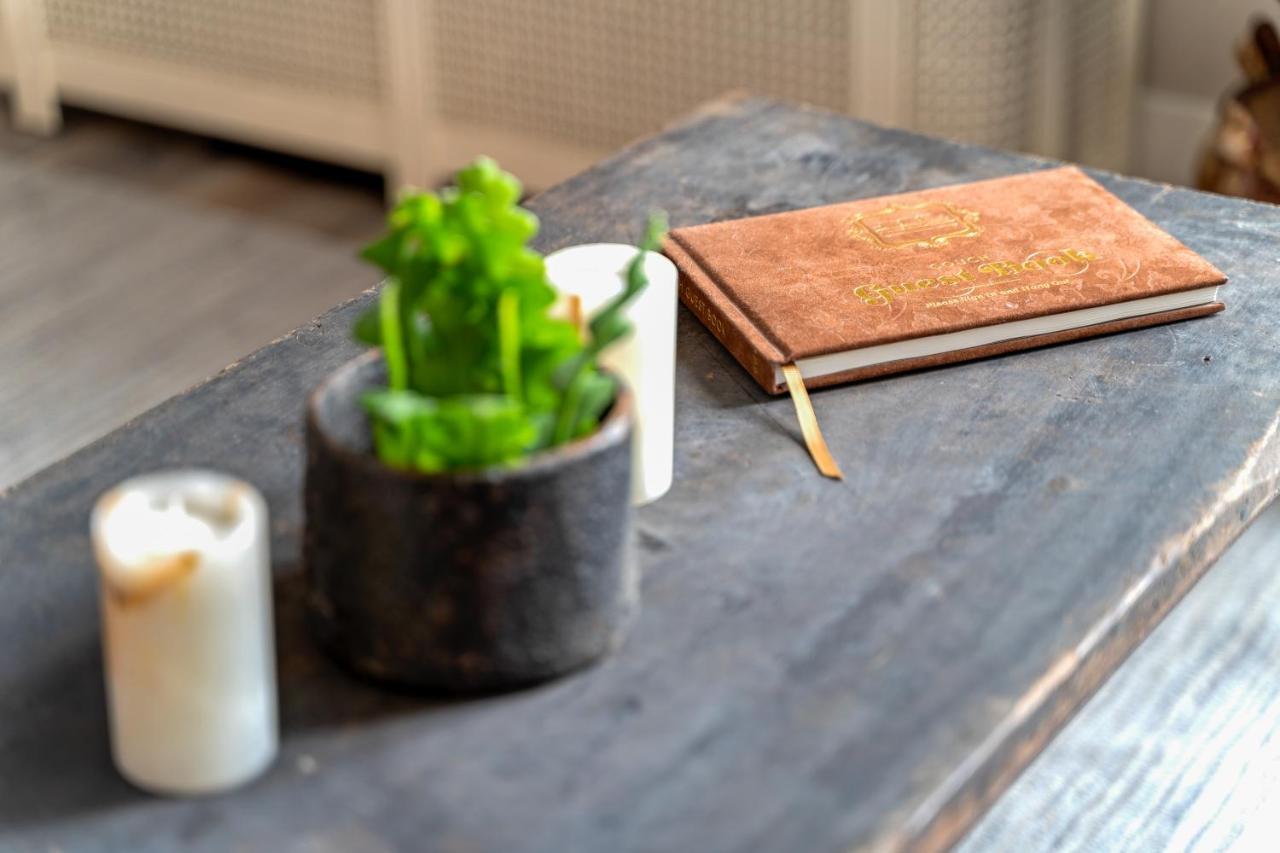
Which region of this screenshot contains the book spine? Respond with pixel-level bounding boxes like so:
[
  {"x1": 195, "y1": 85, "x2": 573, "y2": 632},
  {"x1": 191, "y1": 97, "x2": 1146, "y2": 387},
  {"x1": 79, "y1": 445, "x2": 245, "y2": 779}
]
[
  {"x1": 664, "y1": 235, "x2": 786, "y2": 394},
  {"x1": 677, "y1": 277, "x2": 782, "y2": 394}
]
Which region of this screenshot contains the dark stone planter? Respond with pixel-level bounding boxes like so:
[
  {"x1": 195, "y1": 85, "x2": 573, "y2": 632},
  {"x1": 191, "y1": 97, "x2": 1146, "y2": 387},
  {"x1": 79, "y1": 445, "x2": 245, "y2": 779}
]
[{"x1": 303, "y1": 352, "x2": 636, "y2": 691}]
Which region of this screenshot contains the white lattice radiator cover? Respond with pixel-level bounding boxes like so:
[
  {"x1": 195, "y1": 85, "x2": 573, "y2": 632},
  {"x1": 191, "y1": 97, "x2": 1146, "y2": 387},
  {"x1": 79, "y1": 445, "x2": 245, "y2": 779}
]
[{"x1": 0, "y1": 0, "x2": 1142, "y2": 189}]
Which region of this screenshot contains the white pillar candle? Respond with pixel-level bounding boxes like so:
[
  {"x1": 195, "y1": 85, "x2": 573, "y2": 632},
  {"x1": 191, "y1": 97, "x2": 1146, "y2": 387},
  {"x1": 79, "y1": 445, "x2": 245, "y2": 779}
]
[
  {"x1": 91, "y1": 470, "x2": 278, "y2": 795},
  {"x1": 545, "y1": 244, "x2": 678, "y2": 505}
]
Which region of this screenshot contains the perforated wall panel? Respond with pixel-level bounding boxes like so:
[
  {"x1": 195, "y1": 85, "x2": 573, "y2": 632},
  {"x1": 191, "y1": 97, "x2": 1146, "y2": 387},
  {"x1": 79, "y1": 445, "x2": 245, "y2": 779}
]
[
  {"x1": 27, "y1": 0, "x2": 1141, "y2": 182},
  {"x1": 910, "y1": 0, "x2": 1139, "y2": 167},
  {"x1": 430, "y1": 0, "x2": 852, "y2": 148},
  {"x1": 45, "y1": 0, "x2": 382, "y2": 98},
  {"x1": 911, "y1": 0, "x2": 1039, "y2": 150},
  {"x1": 1066, "y1": 0, "x2": 1137, "y2": 168}
]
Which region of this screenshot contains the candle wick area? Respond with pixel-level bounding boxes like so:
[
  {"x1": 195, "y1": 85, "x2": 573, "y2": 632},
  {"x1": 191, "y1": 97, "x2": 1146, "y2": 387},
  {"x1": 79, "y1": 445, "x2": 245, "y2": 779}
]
[
  {"x1": 178, "y1": 490, "x2": 242, "y2": 534},
  {"x1": 98, "y1": 485, "x2": 247, "y2": 577}
]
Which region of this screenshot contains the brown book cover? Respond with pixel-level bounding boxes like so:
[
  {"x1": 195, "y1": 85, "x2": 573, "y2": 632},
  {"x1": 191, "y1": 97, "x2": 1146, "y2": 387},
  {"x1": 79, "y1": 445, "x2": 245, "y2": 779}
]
[{"x1": 665, "y1": 166, "x2": 1227, "y2": 394}]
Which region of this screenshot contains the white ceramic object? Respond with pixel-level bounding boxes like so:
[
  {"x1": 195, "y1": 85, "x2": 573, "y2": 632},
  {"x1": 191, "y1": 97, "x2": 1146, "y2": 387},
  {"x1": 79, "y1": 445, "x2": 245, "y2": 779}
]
[
  {"x1": 91, "y1": 470, "x2": 278, "y2": 796},
  {"x1": 545, "y1": 243, "x2": 679, "y2": 505}
]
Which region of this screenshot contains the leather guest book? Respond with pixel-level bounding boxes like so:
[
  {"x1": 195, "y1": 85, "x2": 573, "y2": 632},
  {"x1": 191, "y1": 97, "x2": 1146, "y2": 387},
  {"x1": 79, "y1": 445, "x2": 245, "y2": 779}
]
[{"x1": 665, "y1": 166, "x2": 1226, "y2": 395}]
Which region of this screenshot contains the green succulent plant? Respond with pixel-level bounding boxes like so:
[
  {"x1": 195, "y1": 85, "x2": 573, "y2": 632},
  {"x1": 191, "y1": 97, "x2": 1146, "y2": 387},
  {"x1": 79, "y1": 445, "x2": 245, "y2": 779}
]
[{"x1": 353, "y1": 157, "x2": 666, "y2": 473}]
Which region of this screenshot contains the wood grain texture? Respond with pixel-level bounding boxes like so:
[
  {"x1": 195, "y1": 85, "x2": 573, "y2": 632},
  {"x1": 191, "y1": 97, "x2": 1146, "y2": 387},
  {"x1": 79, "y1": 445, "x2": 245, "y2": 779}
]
[
  {"x1": 2, "y1": 96, "x2": 1280, "y2": 852},
  {"x1": 961, "y1": 503, "x2": 1280, "y2": 851},
  {"x1": 0, "y1": 106, "x2": 380, "y2": 487},
  {"x1": 0, "y1": 105, "x2": 387, "y2": 242}
]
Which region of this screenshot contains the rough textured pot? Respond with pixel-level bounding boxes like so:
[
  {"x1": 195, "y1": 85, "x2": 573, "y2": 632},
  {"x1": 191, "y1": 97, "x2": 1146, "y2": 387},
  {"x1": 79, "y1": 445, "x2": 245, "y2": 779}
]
[{"x1": 303, "y1": 352, "x2": 637, "y2": 691}]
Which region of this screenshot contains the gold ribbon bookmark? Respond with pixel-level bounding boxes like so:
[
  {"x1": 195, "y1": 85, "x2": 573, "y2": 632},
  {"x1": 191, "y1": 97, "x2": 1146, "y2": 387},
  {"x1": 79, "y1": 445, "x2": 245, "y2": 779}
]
[
  {"x1": 781, "y1": 363, "x2": 845, "y2": 480},
  {"x1": 567, "y1": 294, "x2": 586, "y2": 340}
]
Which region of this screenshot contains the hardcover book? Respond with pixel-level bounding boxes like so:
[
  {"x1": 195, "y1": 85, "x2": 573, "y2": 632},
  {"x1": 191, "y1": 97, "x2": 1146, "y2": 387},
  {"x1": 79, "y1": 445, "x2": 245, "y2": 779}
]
[{"x1": 665, "y1": 166, "x2": 1227, "y2": 395}]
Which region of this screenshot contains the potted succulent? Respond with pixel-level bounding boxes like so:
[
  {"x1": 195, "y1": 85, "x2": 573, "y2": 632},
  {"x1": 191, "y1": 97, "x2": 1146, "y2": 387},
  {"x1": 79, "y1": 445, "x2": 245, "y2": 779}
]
[{"x1": 304, "y1": 157, "x2": 665, "y2": 691}]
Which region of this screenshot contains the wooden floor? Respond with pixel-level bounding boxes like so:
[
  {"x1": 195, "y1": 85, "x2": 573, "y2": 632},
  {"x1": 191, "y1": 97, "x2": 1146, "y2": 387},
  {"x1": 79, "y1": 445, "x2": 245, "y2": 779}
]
[
  {"x1": 0, "y1": 106, "x2": 386, "y2": 487},
  {"x1": 0, "y1": 105, "x2": 387, "y2": 244},
  {"x1": 961, "y1": 507, "x2": 1280, "y2": 852},
  {"x1": 2, "y1": 106, "x2": 1278, "y2": 851}
]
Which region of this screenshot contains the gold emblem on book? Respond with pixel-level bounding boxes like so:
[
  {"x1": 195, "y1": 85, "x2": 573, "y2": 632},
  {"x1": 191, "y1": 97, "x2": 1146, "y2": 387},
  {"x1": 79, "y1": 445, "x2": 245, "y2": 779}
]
[{"x1": 846, "y1": 201, "x2": 982, "y2": 250}]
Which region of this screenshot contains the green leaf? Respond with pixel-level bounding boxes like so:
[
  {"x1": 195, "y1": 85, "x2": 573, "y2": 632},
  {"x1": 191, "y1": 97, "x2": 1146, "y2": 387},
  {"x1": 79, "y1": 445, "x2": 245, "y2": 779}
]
[
  {"x1": 359, "y1": 233, "x2": 402, "y2": 274},
  {"x1": 497, "y1": 288, "x2": 522, "y2": 401},
  {"x1": 378, "y1": 278, "x2": 408, "y2": 391},
  {"x1": 352, "y1": 304, "x2": 382, "y2": 346},
  {"x1": 363, "y1": 389, "x2": 535, "y2": 471},
  {"x1": 551, "y1": 211, "x2": 668, "y2": 442},
  {"x1": 354, "y1": 157, "x2": 667, "y2": 473}
]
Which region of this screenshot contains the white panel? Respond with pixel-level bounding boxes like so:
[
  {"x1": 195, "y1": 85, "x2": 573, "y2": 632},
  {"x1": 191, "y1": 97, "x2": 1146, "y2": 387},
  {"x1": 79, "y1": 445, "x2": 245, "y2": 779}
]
[
  {"x1": 0, "y1": 8, "x2": 11, "y2": 81},
  {"x1": 2, "y1": 0, "x2": 59, "y2": 132},
  {"x1": 53, "y1": 44, "x2": 387, "y2": 168},
  {"x1": 908, "y1": 0, "x2": 1142, "y2": 169},
  {"x1": 429, "y1": 0, "x2": 852, "y2": 150},
  {"x1": 382, "y1": 0, "x2": 432, "y2": 192},
  {"x1": 1066, "y1": 0, "x2": 1144, "y2": 171},
  {"x1": 1144, "y1": 0, "x2": 1275, "y2": 100},
  {"x1": 45, "y1": 0, "x2": 382, "y2": 98},
  {"x1": 911, "y1": 0, "x2": 1040, "y2": 150},
  {"x1": 851, "y1": 0, "x2": 913, "y2": 127},
  {"x1": 10, "y1": 0, "x2": 1148, "y2": 189},
  {"x1": 1133, "y1": 87, "x2": 1216, "y2": 185}
]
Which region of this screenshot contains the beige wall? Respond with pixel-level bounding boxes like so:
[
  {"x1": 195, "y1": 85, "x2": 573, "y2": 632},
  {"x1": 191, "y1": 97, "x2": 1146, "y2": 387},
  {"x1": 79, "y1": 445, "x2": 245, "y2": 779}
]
[
  {"x1": 1135, "y1": 0, "x2": 1272, "y2": 184},
  {"x1": 1144, "y1": 0, "x2": 1271, "y2": 99}
]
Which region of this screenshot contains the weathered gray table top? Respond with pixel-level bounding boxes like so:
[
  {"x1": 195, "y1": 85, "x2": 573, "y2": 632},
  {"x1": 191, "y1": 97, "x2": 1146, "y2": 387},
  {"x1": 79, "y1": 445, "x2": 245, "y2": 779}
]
[{"x1": 3, "y1": 97, "x2": 1279, "y2": 853}]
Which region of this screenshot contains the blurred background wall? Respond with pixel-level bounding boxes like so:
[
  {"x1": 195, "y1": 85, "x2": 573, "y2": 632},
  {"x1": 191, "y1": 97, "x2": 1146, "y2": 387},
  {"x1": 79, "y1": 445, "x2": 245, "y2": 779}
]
[
  {"x1": 2, "y1": 0, "x2": 1213, "y2": 195},
  {"x1": 2, "y1": 0, "x2": 1270, "y2": 194},
  {"x1": 1138, "y1": 0, "x2": 1276, "y2": 184}
]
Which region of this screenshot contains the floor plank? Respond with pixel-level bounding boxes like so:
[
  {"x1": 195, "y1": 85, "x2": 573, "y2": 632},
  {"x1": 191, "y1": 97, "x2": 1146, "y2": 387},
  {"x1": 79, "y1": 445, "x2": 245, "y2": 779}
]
[
  {"x1": 962, "y1": 502, "x2": 1280, "y2": 852},
  {"x1": 0, "y1": 107, "x2": 381, "y2": 487},
  {"x1": 0, "y1": 103, "x2": 386, "y2": 243}
]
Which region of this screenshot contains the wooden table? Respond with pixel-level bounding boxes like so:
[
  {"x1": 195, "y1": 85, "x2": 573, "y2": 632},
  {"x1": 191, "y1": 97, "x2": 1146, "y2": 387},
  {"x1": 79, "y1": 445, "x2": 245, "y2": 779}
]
[{"x1": 3, "y1": 96, "x2": 1279, "y2": 853}]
